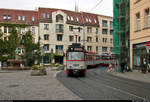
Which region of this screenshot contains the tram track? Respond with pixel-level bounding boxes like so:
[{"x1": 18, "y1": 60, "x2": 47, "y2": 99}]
[{"x1": 57, "y1": 67, "x2": 150, "y2": 100}]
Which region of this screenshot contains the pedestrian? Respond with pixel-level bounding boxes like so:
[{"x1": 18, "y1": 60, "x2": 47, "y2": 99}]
[
  {"x1": 121, "y1": 61, "x2": 126, "y2": 73},
  {"x1": 108, "y1": 63, "x2": 113, "y2": 73}
]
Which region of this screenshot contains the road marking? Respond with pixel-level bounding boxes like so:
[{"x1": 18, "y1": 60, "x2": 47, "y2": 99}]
[{"x1": 101, "y1": 83, "x2": 148, "y2": 101}]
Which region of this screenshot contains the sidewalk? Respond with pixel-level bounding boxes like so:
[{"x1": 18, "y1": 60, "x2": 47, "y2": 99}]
[
  {"x1": 111, "y1": 69, "x2": 150, "y2": 84},
  {"x1": 0, "y1": 67, "x2": 81, "y2": 100}
]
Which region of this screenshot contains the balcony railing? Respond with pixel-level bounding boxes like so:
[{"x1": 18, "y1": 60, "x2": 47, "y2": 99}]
[
  {"x1": 55, "y1": 50, "x2": 64, "y2": 56},
  {"x1": 56, "y1": 29, "x2": 64, "y2": 33}
]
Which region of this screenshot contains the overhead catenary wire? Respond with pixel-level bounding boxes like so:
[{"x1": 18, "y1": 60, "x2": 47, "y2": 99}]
[{"x1": 88, "y1": 0, "x2": 103, "y2": 12}]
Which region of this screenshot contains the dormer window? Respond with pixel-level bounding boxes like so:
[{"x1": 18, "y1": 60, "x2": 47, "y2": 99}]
[
  {"x1": 3, "y1": 15, "x2": 7, "y2": 20},
  {"x1": 32, "y1": 17, "x2": 35, "y2": 21},
  {"x1": 86, "y1": 18, "x2": 88, "y2": 22},
  {"x1": 43, "y1": 13, "x2": 46, "y2": 18},
  {"x1": 22, "y1": 16, "x2": 25, "y2": 21},
  {"x1": 89, "y1": 19, "x2": 91, "y2": 23},
  {"x1": 76, "y1": 17, "x2": 79, "y2": 22},
  {"x1": 47, "y1": 14, "x2": 50, "y2": 18},
  {"x1": 71, "y1": 16, "x2": 74, "y2": 21},
  {"x1": 8, "y1": 15, "x2": 11, "y2": 20},
  {"x1": 94, "y1": 19, "x2": 97, "y2": 23},
  {"x1": 18, "y1": 16, "x2": 21, "y2": 21},
  {"x1": 56, "y1": 14, "x2": 63, "y2": 23},
  {"x1": 67, "y1": 16, "x2": 70, "y2": 20}
]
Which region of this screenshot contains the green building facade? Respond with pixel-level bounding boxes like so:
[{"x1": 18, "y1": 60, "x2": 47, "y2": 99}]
[{"x1": 113, "y1": 0, "x2": 130, "y2": 71}]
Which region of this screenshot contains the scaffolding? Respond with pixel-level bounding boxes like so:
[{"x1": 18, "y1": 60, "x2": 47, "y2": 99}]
[{"x1": 113, "y1": 0, "x2": 130, "y2": 71}]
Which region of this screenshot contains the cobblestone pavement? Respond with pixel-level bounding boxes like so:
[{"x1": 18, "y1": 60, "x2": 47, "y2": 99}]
[
  {"x1": 0, "y1": 68, "x2": 81, "y2": 100},
  {"x1": 111, "y1": 69, "x2": 150, "y2": 84}
]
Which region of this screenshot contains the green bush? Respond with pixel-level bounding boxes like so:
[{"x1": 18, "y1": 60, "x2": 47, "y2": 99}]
[
  {"x1": 32, "y1": 65, "x2": 43, "y2": 70},
  {"x1": 54, "y1": 63, "x2": 60, "y2": 67}
]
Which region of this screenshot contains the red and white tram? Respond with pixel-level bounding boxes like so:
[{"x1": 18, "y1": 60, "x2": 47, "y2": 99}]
[{"x1": 66, "y1": 43, "x2": 118, "y2": 77}]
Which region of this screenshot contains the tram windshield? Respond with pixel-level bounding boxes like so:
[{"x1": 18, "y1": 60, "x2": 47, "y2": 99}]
[{"x1": 68, "y1": 52, "x2": 84, "y2": 60}]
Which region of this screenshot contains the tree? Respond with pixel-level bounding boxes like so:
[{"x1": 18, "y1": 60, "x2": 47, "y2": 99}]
[{"x1": 21, "y1": 31, "x2": 41, "y2": 66}]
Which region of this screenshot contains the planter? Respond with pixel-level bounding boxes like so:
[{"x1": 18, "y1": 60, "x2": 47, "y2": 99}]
[
  {"x1": 31, "y1": 65, "x2": 47, "y2": 76},
  {"x1": 141, "y1": 67, "x2": 147, "y2": 74}
]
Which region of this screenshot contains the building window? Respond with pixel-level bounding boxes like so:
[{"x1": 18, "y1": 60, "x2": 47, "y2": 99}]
[
  {"x1": 8, "y1": 27, "x2": 12, "y2": 33},
  {"x1": 56, "y1": 14, "x2": 63, "y2": 23},
  {"x1": 44, "y1": 24, "x2": 49, "y2": 30},
  {"x1": 69, "y1": 26, "x2": 73, "y2": 31},
  {"x1": 78, "y1": 36, "x2": 81, "y2": 42},
  {"x1": 44, "y1": 44, "x2": 49, "y2": 51},
  {"x1": 56, "y1": 45, "x2": 63, "y2": 51},
  {"x1": 102, "y1": 20, "x2": 108, "y2": 27},
  {"x1": 110, "y1": 21, "x2": 113, "y2": 29},
  {"x1": 87, "y1": 37, "x2": 92, "y2": 42},
  {"x1": 102, "y1": 29, "x2": 108, "y2": 34},
  {"x1": 87, "y1": 46, "x2": 92, "y2": 51},
  {"x1": 69, "y1": 36, "x2": 74, "y2": 42},
  {"x1": 87, "y1": 27, "x2": 92, "y2": 33},
  {"x1": 102, "y1": 47, "x2": 107, "y2": 52},
  {"x1": 32, "y1": 17, "x2": 35, "y2": 21},
  {"x1": 57, "y1": 34, "x2": 63, "y2": 41},
  {"x1": 110, "y1": 38, "x2": 113, "y2": 43},
  {"x1": 110, "y1": 47, "x2": 113, "y2": 52},
  {"x1": 103, "y1": 38, "x2": 107, "y2": 43},
  {"x1": 56, "y1": 24, "x2": 64, "y2": 33},
  {"x1": 76, "y1": 17, "x2": 79, "y2": 22},
  {"x1": 136, "y1": 13, "x2": 141, "y2": 30},
  {"x1": 21, "y1": 27, "x2": 25, "y2": 34},
  {"x1": 22, "y1": 16, "x2": 25, "y2": 21},
  {"x1": 96, "y1": 36, "x2": 98, "y2": 42},
  {"x1": 47, "y1": 14, "x2": 50, "y2": 18},
  {"x1": 4, "y1": 26, "x2": 7, "y2": 33},
  {"x1": 96, "y1": 28, "x2": 98, "y2": 34},
  {"x1": 110, "y1": 30, "x2": 113, "y2": 35},
  {"x1": 43, "y1": 13, "x2": 46, "y2": 18},
  {"x1": 145, "y1": 8, "x2": 150, "y2": 27},
  {"x1": 96, "y1": 46, "x2": 98, "y2": 53},
  {"x1": 31, "y1": 27, "x2": 35, "y2": 34},
  {"x1": 71, "y1": 16, "x2": 74, "y2": 21},
  {"x1": 44, "y1": 34, "x2": 49, "y2": 40},
  {"x1": 18, "y1": 16, "x2": 21, "y2": 21},
  {"x1": 8, "y1": 15, "x2": 11, "y2": 20},
  {"x1": 67, "y1": 16, "x2": 70, "y2": 20},
  {"x1": 3, "y1": 15, "x2": 7, "y2": 20},
  {"x1": 43, "y1": 56, "x2": 49, "y2": 64}
]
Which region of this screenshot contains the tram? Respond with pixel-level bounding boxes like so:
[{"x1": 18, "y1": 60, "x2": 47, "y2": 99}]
[{"x1": 65, "y1": 43, "x2": 118, "y2": 77}]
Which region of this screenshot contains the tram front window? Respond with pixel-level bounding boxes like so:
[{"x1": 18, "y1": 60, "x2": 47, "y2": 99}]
[{"x1": 68, "y1": 52, "x2": 84, "y2": 60}]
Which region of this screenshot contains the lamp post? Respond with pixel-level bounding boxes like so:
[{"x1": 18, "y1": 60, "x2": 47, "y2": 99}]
[
  {"x1": 41, "y1": 46, "x2": 45, "y2": 66},
  {"x1": 51, "y1": 48, "x2": 53, "y2": 68}
]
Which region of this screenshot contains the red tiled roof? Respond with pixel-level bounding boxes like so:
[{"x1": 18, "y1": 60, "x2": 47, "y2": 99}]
[
  {"x1": 38, "y1": 7, "x2": 100, "y2": 27},
  {"x1": 0, "y1": 7, "x2": 113, "y2": 27},
  {"x1": 0, "y1": 8, "x2": 39, "y2": 25}
]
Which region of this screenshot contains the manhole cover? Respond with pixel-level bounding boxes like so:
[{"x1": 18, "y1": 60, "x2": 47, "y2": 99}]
[{"x1": 8, "y1": 84, "x2": 19, "y2": 87}]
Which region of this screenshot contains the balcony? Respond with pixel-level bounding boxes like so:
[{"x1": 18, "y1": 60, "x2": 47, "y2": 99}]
[
  {"x1": 56, "y1": 29, "x2": 64, "y2": 33},
  {"x1": 55, "y1": 50, "x2": 64, "y2": 56}
]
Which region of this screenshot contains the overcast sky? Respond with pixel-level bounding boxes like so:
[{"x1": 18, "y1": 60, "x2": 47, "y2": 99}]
[{"x1": 0, "y1": 0, "x2": 113, "y2": 16}]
